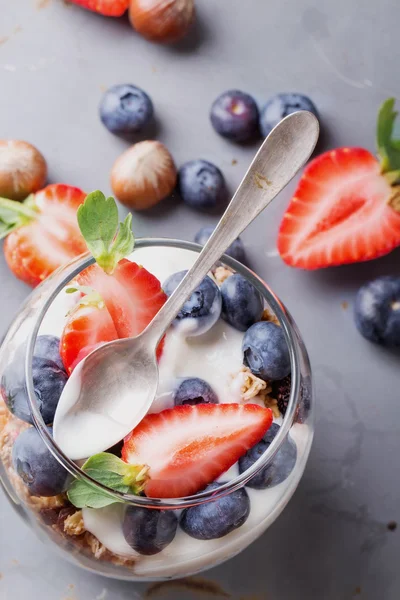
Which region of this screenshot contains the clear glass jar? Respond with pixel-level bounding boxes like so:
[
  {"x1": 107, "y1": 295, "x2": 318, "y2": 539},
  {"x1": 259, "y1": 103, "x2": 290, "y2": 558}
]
[{"x1": 0, "y1": 239, "x2": 314, "y2": 581}]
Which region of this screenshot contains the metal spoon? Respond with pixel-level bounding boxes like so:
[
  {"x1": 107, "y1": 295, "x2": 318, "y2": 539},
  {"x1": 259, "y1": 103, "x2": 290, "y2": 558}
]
[{"x1": 53, "y1": 110, "x2": 319, "y2": 460}]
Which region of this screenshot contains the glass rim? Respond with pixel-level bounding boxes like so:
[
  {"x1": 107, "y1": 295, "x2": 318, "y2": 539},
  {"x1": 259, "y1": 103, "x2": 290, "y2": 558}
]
[{"x1": 25, "y1": 237, "x2": 303, "y2": 509}]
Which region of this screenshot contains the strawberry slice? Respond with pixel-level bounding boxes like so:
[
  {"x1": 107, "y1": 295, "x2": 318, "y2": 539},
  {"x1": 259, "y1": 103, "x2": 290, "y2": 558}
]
[
  {"x1": 61, "y1": 301, "x2": 118, "y2": 375},
  {"x1": 60, "y1": 191, "x2": 167, "y2": 373},
  {"x1": 122, "y1": 403, "x2": 273, "y2": 499},
  {"x1": 77, "y1": 260, "x2": 167, "y2": 339},
  {"x1": 70, "y1": 0, "x2": 129, "y2": 17},
  {"x1": 278, "y1": 98, "x2": 400, "y2": 269},
  {"x1": 1, "y1": 184, "x2": 87, "y2": 286}
]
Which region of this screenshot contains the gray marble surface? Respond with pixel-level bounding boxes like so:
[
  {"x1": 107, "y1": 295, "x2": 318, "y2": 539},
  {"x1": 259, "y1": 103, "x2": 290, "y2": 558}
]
[{"x1": 0, "y1": 1, "x2": 399, "y2": 598}]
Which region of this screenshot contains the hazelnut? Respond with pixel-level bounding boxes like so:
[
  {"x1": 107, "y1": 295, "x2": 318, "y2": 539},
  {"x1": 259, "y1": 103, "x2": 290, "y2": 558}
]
[
  {"x1": 129, "y1": 0, "x2": 195, "y2": 44},
  {"x1": 111, "y1": 140, "x2": 177, "y2": 210},
  {"x1": 0, "y1": 140, "x2": 47, "y2": 201}
]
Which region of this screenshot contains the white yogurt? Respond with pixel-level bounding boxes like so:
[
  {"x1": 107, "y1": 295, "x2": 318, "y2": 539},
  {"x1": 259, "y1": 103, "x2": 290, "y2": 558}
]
[{"x1": 37, "y1": 245, "x2": 311, "y2": 577}]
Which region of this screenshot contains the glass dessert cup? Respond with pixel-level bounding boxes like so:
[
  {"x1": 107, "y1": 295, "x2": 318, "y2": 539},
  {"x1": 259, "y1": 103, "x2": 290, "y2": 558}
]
[{"x1": 0, "y1": 239, "x2": 314, "y2": 581}]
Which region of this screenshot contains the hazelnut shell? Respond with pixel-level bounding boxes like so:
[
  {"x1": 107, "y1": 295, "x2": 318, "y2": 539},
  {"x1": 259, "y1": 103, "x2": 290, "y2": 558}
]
[
  {"x1": 0, "y1": 140, "x2": 47, "y2": 200},
  {"x1": 111, "y1": 140, "x2": 177, "y2": 210},
  {"x1": 129, "y1": 0, "x2": 195, "y2": 44}
]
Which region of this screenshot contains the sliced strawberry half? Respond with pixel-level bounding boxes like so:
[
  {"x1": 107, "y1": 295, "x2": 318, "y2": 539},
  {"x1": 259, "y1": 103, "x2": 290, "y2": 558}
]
[
  {"x1": 61, "y1": 263, "x2": 166, "y2": 373},
  {"x1": 122, "y1": 403, "x2": 273, "y2": 499},
  {"x1": 2, "y1": 184, "x2": 87, "y2": 286},
  {"x1": 61, "y1": 301, "x2": 118, "y2": 375},
  {"x1": 70, "y1": 0, "x2": 129, "y2": 17},
  {"x1": 59, "y1": 191, "x2": 167, "y2": 373},
  {"x1": 77, "y1": 260, "x2": 167, "y2": 339},
  {"x1": 278, "y1": 99, "x2": 400, "y2": 269}
]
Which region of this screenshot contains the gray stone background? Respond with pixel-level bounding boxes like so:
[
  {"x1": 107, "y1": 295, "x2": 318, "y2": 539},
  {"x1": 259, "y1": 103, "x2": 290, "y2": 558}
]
[{"x1": 0, "y1": 1, "x2": 399, "y2": 599}]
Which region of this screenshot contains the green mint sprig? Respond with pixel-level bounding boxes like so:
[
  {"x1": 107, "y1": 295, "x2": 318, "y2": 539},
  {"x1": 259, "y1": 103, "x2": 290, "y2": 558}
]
[
  {"x1": 376, "y1": 98, "x2": 400, "y2": 183},
  {"x1": 67, "y1": 452, "x2": 149, "y2": 509},
  {"x1": 77, "y1": 191, "x2": 135, "y2": 274},
  {"x1": 0, "y1": 194, "x2": 38, "y2": 239}
]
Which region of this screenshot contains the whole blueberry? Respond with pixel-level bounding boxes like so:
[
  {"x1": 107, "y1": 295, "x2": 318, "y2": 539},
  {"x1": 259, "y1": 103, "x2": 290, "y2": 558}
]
[
  {"x1": 34, "y1": 335, "x2": 64, "y2": 370},
  {"x1": 2, "y1": 354, "x2": 68, "y2": 425},
  {"x1": 260, "y1": 93, "x2": 319, "y2": 137},
  {"x1": 354, "y1": 276, "x2": 400, "y2": 346},
  {"x1": 194, "y1": 226, "x2": 246, "y2": 263},
  {"x1": 210, "y1": 90, "x2": 260, "y2": 142},
  {"x1": 180, "y1": 482, "x2": 250, "y2": 540},
  {"x1": 123, "y1": 506, "x2": 178, "y2": 555},
  {"x1": 238, "y1": 423, "x2": 297, "y2": 489},
  {"x1": 99, "y1": 84, "x2": 154, "y2": 136},
  {"x1": 12, "y1": 427, "x2": 70, "y2": 497},
  {"x1": 221, "y1": 274, "x2": 263, "y2": 332},
  {"x1": 178, "y1": 160, "x2": 227, "y2": 211},
  {"x1": 242, "y1": 321, "x2": 290, "y2": 381},
  {"x1": 174, "y1": 377, "x2": 218, "y2": 406},
  {"x1": 163, "y1": 271, "x2": 221, "y2": 336}
]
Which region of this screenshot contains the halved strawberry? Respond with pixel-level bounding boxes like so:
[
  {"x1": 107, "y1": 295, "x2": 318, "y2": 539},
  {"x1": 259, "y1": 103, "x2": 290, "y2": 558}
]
[
  {"x1": 278, "y1": 98, "x2": 400, "y2": 269},
  {"x1": 1, "y1": 184, "x2": 87, "y2": 286},
  {"x1": 60, "y1": 191, "x2": 167, "y2": 373},
  {"x1": 122, "y1": 403, "x2": 273, "y2": 499},
  {"x1": 61, "y1": 301, "x2": 118, "y2": 375},
  {"x1": 77, "y1": 260, "x2": 167, "y2": 339},
  {"x1": 70, "y1": 0, "x2": 129, "y2": 17}
]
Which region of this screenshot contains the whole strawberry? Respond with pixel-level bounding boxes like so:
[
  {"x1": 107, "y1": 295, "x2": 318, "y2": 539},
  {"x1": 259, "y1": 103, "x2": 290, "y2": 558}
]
[
  {"x1": 278, "y1": 98, "x2": 400, "y2": 269},
  {"x1": 0, "y1": 184, "x2": 87, "y2": 286},
  {"x1": 69, "y1": 0, "x2": 129, "y2": 17}
]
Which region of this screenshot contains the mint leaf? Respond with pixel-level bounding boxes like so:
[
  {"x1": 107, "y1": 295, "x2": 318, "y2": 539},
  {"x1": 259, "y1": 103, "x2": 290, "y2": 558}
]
[
  {"x1": 376, "y1": 98, "x2": 400, "y2": 178},
  {"x1": 83, "y1": 452, "x2": 131, "y2": 475},
  {"x1": 77, "y1": 191, "x2": 135, "y2": 274},
  {"x1": 67, "y1": 479, "x2": 123, "y2": 509},
  {"x1": 67, "y1": 452, "x2": 149, "y2": 509}
]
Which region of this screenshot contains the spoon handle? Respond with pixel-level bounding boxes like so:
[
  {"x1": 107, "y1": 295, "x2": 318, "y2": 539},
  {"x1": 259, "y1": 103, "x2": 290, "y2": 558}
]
[{"x1": 145, "y1": 110, "x2": 319, "y2": 347}]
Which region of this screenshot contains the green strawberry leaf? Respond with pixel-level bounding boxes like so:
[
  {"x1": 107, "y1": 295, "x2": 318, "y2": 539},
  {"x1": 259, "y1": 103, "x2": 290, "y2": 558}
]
[
  {"x1": 77, "y1": 191, "x2": 135, "y2": 274},
  {"x1": 376, "y1": 98, "x2": 400, "y2": 180},
  {"x1": 0, "y1": 195, "x2": 38, "y2": 240},
  {"x1": 65, "y1": 285, "x2": 105, "y2": 313},
  {"x1": 67, "y1": 452, "x2": 149, "y2": 509}
]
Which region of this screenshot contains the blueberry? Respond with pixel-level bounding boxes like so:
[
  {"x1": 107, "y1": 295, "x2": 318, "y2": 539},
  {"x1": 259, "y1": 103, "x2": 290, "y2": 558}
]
[
  {"x1": 99, "y1": 84, "x2": 154, "y2": 136},
  {"x1": 259, "y1": 93, "x2": 319, "y2": 137},
  {"x1": 34, "y1": 335, "x2": 64, "y2": 370},
  {"x1": 242, "y1": 321, "x2": 290, "y2": 381},
  {"x1": 210, "y1": 90, "x2": 260, "y2": 142},
  {"x1": 12, "y1": 427, "x2": 70, "y2": 497},
  {"x1": 221, "y1": 274, "x2": 263, "y2": 332},
  {"x1": 178, "y1": 160, "x2": 227, "y2": 211},
  {"x1": 194, "y1": 226, "x2": 246, "y2": 263},
  {"x1": 2, "y1": 354, "x2": 68, "y2": 424},
  {"x1": 354, "y1": 276, "x2": 400, "y2": 346},
  {"x1": 163, "y1": 271, "x2": 221, "y2": 336},
  {"x1": 180, "y1": 482, "x2": 250, "y2": 540},
  {"x1": 123, "y1": 506, "x2": 178, "y2": 555},
  {"x1": 238, "y1": 423, "x2": 297, "y2": 489},
  {"x1": 174, "y1": 377, "x2": 218, "y2": 406}
]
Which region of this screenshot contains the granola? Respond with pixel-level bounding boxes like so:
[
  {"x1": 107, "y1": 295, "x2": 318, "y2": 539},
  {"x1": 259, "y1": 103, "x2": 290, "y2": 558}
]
[
  {"x1": 0, "y1": 405, "x2": 135, "y2": 570},
  {"x1": 261, "y1": 308, "x2": 280, "y2": 326},
  {"x1": 231, "y1": 367, "x2": 281, "y2": 418},
  {"x1": 64, "y1": 510, "x2": 86, "y2": 536},
  {"x1": 213, "y1": 266, "x2": 233, "y2": 284}
]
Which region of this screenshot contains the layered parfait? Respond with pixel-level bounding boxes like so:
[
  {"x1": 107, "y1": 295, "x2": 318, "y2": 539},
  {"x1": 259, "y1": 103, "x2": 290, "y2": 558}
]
[{"x1": 0, "y1": 193, "x2": 312, "y2": 578}]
